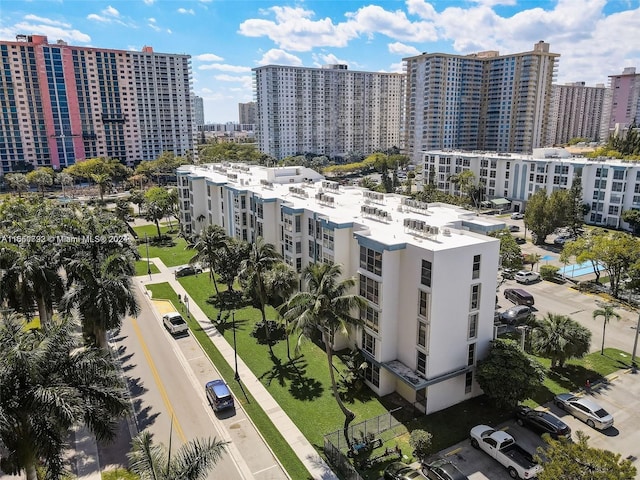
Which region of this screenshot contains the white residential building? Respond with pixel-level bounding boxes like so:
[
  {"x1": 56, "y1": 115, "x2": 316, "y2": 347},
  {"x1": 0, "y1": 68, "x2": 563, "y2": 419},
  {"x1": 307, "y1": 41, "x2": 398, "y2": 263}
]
[
  {"x1": 253, "y1": 64, "x2": 404, "y2": 160},
  {"x1": 177, "y1": 163, "x2": 502, "y2": 414},
  {"x1": 424, "y1": 148, "x2": 640, "y2": 230}
]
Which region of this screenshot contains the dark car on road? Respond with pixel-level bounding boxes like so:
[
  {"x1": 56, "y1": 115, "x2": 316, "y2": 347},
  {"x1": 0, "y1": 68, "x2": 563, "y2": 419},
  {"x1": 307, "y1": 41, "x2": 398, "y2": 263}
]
[
  {"x1": 422, "y1": 459, "x2": 468, "y2": 480},
  {"x1": 515, "y1": 405, "x2": 571, "y2": 440},
  {"x1": 384, "y1": 462, "x2": 427, "y2": 480},
  {"x1": 500, "y1": 305, "x2": 532, "y2": 325}
]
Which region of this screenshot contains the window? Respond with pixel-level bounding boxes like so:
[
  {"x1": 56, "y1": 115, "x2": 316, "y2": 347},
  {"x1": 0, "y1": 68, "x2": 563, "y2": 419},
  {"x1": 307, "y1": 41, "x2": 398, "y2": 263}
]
[
  {"x1": 468, "y1": 313, "x2": 478, "y2": 339},
  {"x1": 360, "y1": 306, "x2": 379, "y2": 332},
  {"x1": 416, "y1": 387, "x2": 427, "y2": 409},
  {"x1": 360, "y1": 246, "x2": 382, "y2": 276},
  {"x1": 472, "y1": 254, "x2": 481, "y2": 279},
  {"x1": 416, "y1": 351, "x2": 427, "y2": 376},
  {"x1": 465, "y1": 371, "x2": 473, "y2": 394},
  {"x1": 362, "y1": 330, "x2": 376, "y2": 356},
  {"x1": 295, "y1": 215, "x2": 301, "y2": 233},
  {"x1": 421, "y1": 259, "x2": 432, "y2": 287},
  {"x1": 364, "y1": 363, "x2": 379, "y2": 387},
  {"x1": 359, "y1": 275, "x2": 379, "y2": 305},
  {"x1": 470, "y1": 284, "x2": 481, "y2": 310},
  {"x1": 467, "y1": 343, "x2": 476, "y2": 366},
  {"x1": 419, "y1": 290, "x2": 430, "y2": 318},
  {"x1": 417, "y1": 320, "x2": 428, "y2": 348}
]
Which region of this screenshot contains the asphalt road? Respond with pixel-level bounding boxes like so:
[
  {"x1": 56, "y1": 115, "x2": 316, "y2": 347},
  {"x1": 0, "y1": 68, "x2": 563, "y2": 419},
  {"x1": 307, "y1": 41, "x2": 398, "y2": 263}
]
[{"x1": 107, "y1": 287, "x2": 287, "y2": 480}]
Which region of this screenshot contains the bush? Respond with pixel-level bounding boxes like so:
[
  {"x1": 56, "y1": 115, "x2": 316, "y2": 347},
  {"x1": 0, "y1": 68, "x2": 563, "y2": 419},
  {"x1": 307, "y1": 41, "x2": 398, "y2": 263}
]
[
  {"x1": 102, "y1": 468, "x2": 139, "y2": 480},
  {"x1": 409, "y1": 429, "x2": 432, "y2": 461},
  {"x1": 540, "y1": 264, "x2": 560, "y2": 281}
]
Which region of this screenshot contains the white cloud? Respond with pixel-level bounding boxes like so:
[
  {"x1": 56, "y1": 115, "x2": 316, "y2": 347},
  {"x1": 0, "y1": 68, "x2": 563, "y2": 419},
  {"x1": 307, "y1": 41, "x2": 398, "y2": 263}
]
[
  {"x1": 195, "y1": 53, "x2": 224, "y2": 62},
  {"x1": 312, "y1": 52, "x2": 350, "y2": 67},
  {"x1": 214, "y1": 74, "x2": 253, "y2": 90},
  {"x1": 143, "y1": 0, "x2": 155, "y2": 4},
  {"x1": 104, "y1": 6, "x2": 120, "y2": 17},
  {"x1": 87, "y1": 5, "x2": 127, "y2": 24},
  {"x1": 388, "y1": 42, "x2": 421, "y2": 56},
  {"x1": 177, "y1": 8, "x2": 195, "y2": 15},
  {"x1": 199, "y1": 63, "x2": 251, "y2": 73},
  {"x1": 256, "y1": 49, "x2": 303, "y2": 66},
  {"x1": 148, "y1": 17, "x2": 156, "y2": 23},
  {"x1": 23, "y1": 15, "x2": 70, "y2": 27},
  {"x1": 345, "y1": 5, "x2": 438, "y2": 43},
  {"x1": 0, "y1": 22, "x2": 90, "y2": 43},
  {"x1": 148, "y1": 23, "x2": 161, "y2": 32}
]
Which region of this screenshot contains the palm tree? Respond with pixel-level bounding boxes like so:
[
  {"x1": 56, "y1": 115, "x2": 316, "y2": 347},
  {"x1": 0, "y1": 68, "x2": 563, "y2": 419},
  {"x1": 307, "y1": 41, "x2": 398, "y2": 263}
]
[
  {"x1": 266, "y1": 262, "x2": 299, "y2": 359},
  {"x1": 284, "y1": 262, "x2": 366, "y2": 443},
  {"x1": 0, "y1": 243, "x2": 64, "y2": 326},
  {"x1": 592, "y1": 304, "x2": 621, "y2": 355},
  {"x1": 189, "y1": 225, "x2": 228, "y2": 295},
  {"x1": 90, "y1": 172, "x2": 112, "y2": 202},
  {"x1": 531, "y1": 313, "x2": 591, "y2": 367},
  {"x1": 239, "y1": 236, "x2": 281, "y2": 325},
  {"x1": 128, "y1": 431, "x2": 227, "y2": 480},
  {"x1": 0, "y1": 313, "x2": 129, "y2": 480},
  {"x1": 62, "y1": 253, "x2": 139, "y2": 348}
]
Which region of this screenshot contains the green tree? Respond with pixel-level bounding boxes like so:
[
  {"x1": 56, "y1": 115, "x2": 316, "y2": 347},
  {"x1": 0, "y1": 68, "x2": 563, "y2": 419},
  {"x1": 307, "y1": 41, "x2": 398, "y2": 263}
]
[
  {"x1": 115, "y1": 197, "x2": 132, "y2": 222},
  {"x1": 143, "y1": 186, "x2": 174, "y2": 239},
  {"x1": 90, "y1": 172, "x2": 112, "y2": 202},
  {"x1": 239, "y1": 237, "x2": 281, "y2": 329},
  {"x1": 476, "y1": 339, "x2": 546, "y2": 409},
  {"x1": 189, "y1": 225, "x2": 228, "y2": 295},
  {"x1": 590, "y1": 232, "x2": 640, "y2": 297},
  {"x1": 561, "y1": 232, "x2": 603, "y2": 284},
  {"x1": 0, "y1": 313, "x2": 129, "y2": 480},
  {"x1": 566, "y1": 175, "x2": 587, "y2": 236},
  {"x1": 524, "y1": 189, "x2": 568, "y2": 244},
  {"x1": 592, "y1": 304, "x2": 621, "y2": 355},
  {"x1": 284, "y1": 262, "x2": 366, "y2": 443},
  {"x1": 128, "y1": 431, "x2": 227, "y2": 480},
  {"x1": 621, "y1": 209, "x2": 640, "y2": 235},
  {"x1": 530, "y1": 313, "x2": 591, "y2": 367},
  {"x1": 524, "y1": 253, "x2": 542, "y2": 272},
  {"x1": 56, "y1": 171, "x2": 74, "y2": 198},
  {"x1": 536, "y1": 431, "x2": 636, "y2": 480},
  {"x1": 409, "y1": 429, "x2": 433, "y2": 462},
  {"x1": 488, "y1": 230, "x2": 523, "y2": 270},
  {"x1": 265, "y1": 262, "x2": 299, "y2": 359},
  {"x1": 62, "y1": 253, "x2": 140, "y2": 348},
  {"x1": 25, "y1": 167, "x2": 54, "y2": 197},
  {"x1": 4, "y1": 173, "x2": 29, "y2": 197},
  {"x1": 129, "y1": 189, "x2": 146, "y2": 216}
]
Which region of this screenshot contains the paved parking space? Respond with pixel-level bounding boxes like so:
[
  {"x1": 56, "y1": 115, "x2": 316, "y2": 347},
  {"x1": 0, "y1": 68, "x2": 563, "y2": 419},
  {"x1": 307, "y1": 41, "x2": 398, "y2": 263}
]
[{"x1": 428, "y1": 369, "x2": 640, "y2": 478}]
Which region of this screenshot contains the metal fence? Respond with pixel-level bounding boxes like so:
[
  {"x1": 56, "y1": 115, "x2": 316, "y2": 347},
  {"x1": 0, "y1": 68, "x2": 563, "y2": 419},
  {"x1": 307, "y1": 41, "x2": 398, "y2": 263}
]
[{"x1": 323, "y1": 408, "x2": 409, "y2": 479}]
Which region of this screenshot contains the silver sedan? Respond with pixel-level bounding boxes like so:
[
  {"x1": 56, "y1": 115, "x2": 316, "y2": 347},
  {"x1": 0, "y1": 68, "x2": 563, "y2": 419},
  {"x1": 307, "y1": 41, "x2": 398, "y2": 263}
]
[{"x1": 554, "y1": 393, "x2": 614, "y2": 430}]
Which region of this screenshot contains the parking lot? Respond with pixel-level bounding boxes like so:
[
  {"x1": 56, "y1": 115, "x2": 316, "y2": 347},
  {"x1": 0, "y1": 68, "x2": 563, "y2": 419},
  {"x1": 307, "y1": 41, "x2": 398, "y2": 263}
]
[{"x1": 427, "y1": 369, "x2": 640, "y2": 479}]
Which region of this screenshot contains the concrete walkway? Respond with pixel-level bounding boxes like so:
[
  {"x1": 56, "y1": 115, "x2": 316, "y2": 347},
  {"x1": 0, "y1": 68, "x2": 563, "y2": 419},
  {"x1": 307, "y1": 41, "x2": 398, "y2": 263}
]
[{"x1": 138, "y1": 257, "x2": 338, "y2": 480}]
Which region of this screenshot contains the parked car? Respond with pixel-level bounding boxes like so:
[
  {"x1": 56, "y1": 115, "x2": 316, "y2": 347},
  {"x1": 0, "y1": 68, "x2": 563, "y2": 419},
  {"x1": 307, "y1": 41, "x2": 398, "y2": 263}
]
[
  {"x1": 162, "y1": 312, "x2": 188, "y2": 336},
  {"x1": 515, "y1": 405, "x2": 571, "y2": 440},
  {"x1": 384, "y1": 462, "x2": 428, "y2": 480},
  {"x1": 504, "y1": 288, "x2": 535, "y2": 306},
  {"x1": 205, "y1": 379, "x2": 235, "y2": 412},
  {"x1": 470, "y1": 425, "x2": 542, "y2": 480},
  {"x1": 553, "y1": 236, "x2": 575, "y2": 246},
  {"x1": 515, "y1": 237, "x2": 526, "y2": 245},
  {"x1": 500, "y1": 306, "x2": 532, "y2": 325},
  {"x1": 554, "y1": 393, "x2": 614, "y2": 430},
  {"x1": 515, "y1": 270, "x2": 540, "y2": 284},
  {"x1": 423, "y1": 459, "x2": 469, "y2": 480},
  {"x1": 509, "y1": 225, "x2": 520, "y2": 232},
  {"x1": 511, "y1": 212, "x2": 524, "y2": 220},
  {"x1": 175, "y1": 265, "x2": 202, "y2": 277},
  {"x1": 501, "y1": 268, "x2": 517, "y2": 279}
]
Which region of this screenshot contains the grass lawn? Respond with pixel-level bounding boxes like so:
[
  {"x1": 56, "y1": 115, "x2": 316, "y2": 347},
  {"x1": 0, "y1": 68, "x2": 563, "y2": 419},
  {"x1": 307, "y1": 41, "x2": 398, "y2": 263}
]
[
  {"x1": 134, "y1": 260, "x2": 160, "y2": 276},
  {"x1": 130, "y1": 222, "x2": 174, "y2": 238},
  {"x1": 137, "y1": 236, "x2": 193, "y2": 267},
  {"x1": 145, "y1": 282, "x2": 313, "y2": 480}
]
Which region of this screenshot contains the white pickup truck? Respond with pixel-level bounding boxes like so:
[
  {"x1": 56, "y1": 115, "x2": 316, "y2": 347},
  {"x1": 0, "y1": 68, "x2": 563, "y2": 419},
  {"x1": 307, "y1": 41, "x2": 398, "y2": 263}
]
[
  {"x1": 470, "y1": 425, "x2": 542, "y2": 479},
  {"x1": 162, "y1": 312, "x2": 189, "y2": 336}
]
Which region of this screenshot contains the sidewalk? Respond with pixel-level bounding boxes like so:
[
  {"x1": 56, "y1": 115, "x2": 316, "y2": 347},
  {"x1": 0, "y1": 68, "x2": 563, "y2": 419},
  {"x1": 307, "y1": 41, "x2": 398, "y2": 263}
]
[{"x1": 140, "y1": 257, "x2": 338, "y2": 480}]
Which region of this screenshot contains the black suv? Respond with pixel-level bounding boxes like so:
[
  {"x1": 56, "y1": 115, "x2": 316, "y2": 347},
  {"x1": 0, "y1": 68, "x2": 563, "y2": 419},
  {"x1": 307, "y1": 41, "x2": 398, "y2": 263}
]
[
  {"x1": 175, "y1": 265, "x2": 202, "y2": 278},
  {"x1": 515, "y1": 405, "x2": 571, "y2": 440}
]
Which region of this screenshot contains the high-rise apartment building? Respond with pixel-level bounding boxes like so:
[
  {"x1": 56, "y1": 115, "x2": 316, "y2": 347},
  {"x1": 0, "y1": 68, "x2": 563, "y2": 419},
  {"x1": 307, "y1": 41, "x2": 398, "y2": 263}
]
[
  {"x1": 547, "y1": 82, "x2": 607, "y2": 145},
  {"x1": 404, "y1": 41, "x2": 559, "y2": 162},
  {"x1": 0, "y1": 34, "x2": 195, "y2": 173},
  {"x1": 238, "y1": 101, "x2": 256, "y2": 125},
  {"x1": 600, "y1": 67, "x2": 640, "y2": 140},
  {"x1": 193, "y1": 96, "x2": 205, "y2": 128},
  {"x1": 253, "y1": 64, "x2": 404, "y2": 160}
]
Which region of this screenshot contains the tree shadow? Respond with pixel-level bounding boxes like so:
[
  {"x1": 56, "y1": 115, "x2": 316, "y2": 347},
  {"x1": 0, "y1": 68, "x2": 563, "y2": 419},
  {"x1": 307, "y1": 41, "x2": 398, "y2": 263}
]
[
  {"x1": 251, "y1": 320, "x2": 287, "y2": 345},
  {"x1": 258, "y1": 353, "x2": 324, "y2": 401},
  {"x1": 289, "y1": 374, "x2": 324, "y2": 401},
  {"x1": 547, "y1": 364, "x2": 605, "y2": 392},
  {"x1": 132, "y1": 398, "x2": 160, "y2": 431},
  {"x1": 149, "y1": 235, "x2": 175, "y2": 247},
  {"x1": 208, "y1": 289, "x2": 248, "y2": 311}
]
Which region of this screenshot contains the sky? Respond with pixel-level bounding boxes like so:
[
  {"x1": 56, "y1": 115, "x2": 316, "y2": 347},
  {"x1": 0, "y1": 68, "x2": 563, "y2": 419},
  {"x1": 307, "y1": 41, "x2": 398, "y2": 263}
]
[{"x1": 1, "y1": 0, "x2": 639, "y2": 124}]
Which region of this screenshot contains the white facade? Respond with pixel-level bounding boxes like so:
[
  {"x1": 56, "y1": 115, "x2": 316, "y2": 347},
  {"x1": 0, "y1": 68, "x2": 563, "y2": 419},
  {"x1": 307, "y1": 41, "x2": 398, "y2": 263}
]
[
  {"x1": 424, "y1": 148, "x2": 640, "y2": 230},
  {"x1": 177, "y1": 163, "x2": 501, "y2": 414},
  {"x1": 253, "y1": 64, "x2": 404, "y2": 160}
]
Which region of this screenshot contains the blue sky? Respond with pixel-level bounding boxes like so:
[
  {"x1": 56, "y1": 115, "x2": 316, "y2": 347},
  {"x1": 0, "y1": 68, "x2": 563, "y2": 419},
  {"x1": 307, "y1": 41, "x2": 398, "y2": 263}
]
[{"x1": 1, "y1": 0, "x2": 639, "y2": 123}]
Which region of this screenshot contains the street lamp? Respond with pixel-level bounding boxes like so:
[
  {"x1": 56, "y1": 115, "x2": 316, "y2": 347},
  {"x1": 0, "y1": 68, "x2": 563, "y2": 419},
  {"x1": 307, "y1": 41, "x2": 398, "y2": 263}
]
[
  {"x1": 145, "y1": 233, "x2": 151, "y2": 279},
  {"x1": 232, "y1": 311, "x2": 240, "y2": 381},
  {"x1": 184, "y1": 296, "x2": 190, "y2": 319}
]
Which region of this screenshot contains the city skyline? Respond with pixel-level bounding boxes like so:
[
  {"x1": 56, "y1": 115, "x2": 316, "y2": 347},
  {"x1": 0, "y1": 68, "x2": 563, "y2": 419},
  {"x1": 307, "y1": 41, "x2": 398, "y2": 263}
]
[{"x1": 1, "y1": 0, "x2": 639, "y2": 124}]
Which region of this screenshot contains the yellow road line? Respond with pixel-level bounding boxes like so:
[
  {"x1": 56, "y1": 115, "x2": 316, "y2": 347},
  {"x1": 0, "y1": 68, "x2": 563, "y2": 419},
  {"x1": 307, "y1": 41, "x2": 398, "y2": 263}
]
[{"x1": 131, "y1": 317, "x2": 186, "y2": 442}]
